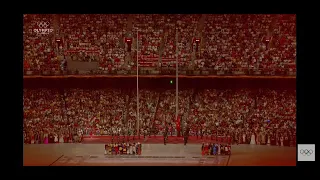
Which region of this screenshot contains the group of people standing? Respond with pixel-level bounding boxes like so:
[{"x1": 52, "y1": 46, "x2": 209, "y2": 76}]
[
  {"x1": 201, "y1": 143, "x2": 231, "y2": 156},
  {"x1": 23, "y1": 128, "x2": 84, "y2": 144},
  {"x1": 104, "y1": 142, "x2": 142, "y2": 155},
  {"x1": 233, "y1": 129, "x2": 296, "y2": 147}
]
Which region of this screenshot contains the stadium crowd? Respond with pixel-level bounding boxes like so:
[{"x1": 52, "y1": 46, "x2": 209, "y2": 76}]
[
  {"x1": 23, "y1": 14, "x2": 59, "y2": 73},
  {"x1": 23, "y1": 14, "x2": 296, "y2": 74},
  {"x1": 202, "y1": 14, "x2": 296, "y2": 74},
  {"x1": 23, "y1": 88, "x2": 296, "y2": 146}
]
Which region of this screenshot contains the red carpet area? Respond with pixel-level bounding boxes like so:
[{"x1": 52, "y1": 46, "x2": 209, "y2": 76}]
[{"x1": 82, "y1": 135, "x2": 232, "y2": 144}]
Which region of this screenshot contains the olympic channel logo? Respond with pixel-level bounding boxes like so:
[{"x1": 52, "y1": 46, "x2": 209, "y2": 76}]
[
  {"x1": 33, "y1": 21, "x2": 54, "y2": 35},
  {"x1": 300, "y1": 149, "x2": 313, "y2": 156},
  {"x1": 37, "y1": 21, "x2": 50, "y2": 29},
  {"x1": 298, "y1": 144, "x2": 315, "y2": 161}
]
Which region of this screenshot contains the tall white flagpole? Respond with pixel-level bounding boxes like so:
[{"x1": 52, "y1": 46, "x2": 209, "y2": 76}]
[
  {"x1": 175, "y1": 29, "x2": 179, "y2": 132},
  {"x1": 136, "y1": 30, "x2": 140, "y2": 137}
]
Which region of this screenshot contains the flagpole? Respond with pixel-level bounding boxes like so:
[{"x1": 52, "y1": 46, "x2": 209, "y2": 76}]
[
  {"x1": 136, "y1": 30, "x2": 139, "y2": 137},
  {"x1": 175, "y1": 28, "x2": 179, "y2": 135}
]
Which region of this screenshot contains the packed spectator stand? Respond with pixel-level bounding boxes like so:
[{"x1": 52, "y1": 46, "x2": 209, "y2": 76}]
[
  {"x1": 23, "y1": 14, "x2": 296, "y2": 76},
  {"x1": 24, "y1": 14, "x2": 295, "y2": 146},
  {"x1": 24, "y1": 88, "x2": 296, "y2": 146}
]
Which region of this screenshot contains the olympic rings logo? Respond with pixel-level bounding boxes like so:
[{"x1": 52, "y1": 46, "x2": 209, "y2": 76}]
[
  {"x1": 300, "y1": 149, "x2": 313, "y2": 156},
  {"x1": 37, "y1": 21, "x2": 50, "y2": 29}
]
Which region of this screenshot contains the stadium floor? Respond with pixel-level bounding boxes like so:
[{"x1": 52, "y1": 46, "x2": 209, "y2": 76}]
[{"x1": 24, "y1": 143, "x2": 296, "y2": 166}]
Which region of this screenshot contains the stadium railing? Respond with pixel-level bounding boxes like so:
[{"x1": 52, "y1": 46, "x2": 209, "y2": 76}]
[{"x1": 24, "y1": 68, "x2": 296, "y2": 77}]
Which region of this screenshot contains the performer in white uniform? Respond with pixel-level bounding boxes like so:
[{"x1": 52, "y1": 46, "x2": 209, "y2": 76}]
[
  {"x1": 132, "y1": 143, "x2": 136, "y2": 154},
  {"x1": 250, "y1": 132, "x2": 256, "y2": 145},
  {"x1": 280, "y1": 136, "x2": 284, "y2": 146},
  {"x1": 54, "y1": 134, "x2": 58, "y2": 143},
  {"x1": 59, "y1": 134, "x2": 64, "y2": 143},
  {"x1": 129, "y1": 144, "x2": 133, "y2": 155},
  {"x1": 267, "y1": 133, "x2": 271, "y2": 145}
]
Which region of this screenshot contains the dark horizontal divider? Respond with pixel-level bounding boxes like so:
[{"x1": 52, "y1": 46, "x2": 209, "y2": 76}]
[{"x1": 24, "y1": 76, "x2": 296, "y2": 90}]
